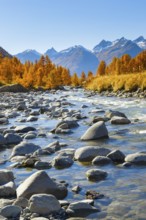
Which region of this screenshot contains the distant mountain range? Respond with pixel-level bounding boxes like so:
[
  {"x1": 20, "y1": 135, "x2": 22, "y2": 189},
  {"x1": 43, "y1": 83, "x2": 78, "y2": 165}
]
[
  {"x1": 93, "y1": 37, "x2": 143, "y2": 64},
  {"x1": 1, "y1": 36, "x2": 146, "y2": 75}
]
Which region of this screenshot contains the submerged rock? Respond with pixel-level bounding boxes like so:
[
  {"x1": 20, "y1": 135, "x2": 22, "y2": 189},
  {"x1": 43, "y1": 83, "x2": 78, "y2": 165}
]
[
  {"x1": 66, "y1": 200, "x2": 100, "y2": 217},
  {"x1": 81, "y1": 121, "x2": 108, "y2": 141},
  {"x1": 86, "y1": 169, "x2": 108, "y2": 182}
]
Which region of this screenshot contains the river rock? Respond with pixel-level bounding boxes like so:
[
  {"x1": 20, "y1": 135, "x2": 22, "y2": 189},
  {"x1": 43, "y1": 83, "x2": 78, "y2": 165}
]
[
  {"x1": 14, "y1": 125, "x2": 36, "y2": 133},
  {"x1": 0, "y1": 181, "x2": 16, "y2": 197},
  {"x1": 81, "y1": 121, "x2": 108, "y2": 141},
  {"x1": 10, "y1": 142, "x2": 41, "y2": 158},
  {"x1": 74, "y1": 146, "x2": 110, "y2": 162},
  {"x1": 0, "y1": 170, "x2": 14, "y2": 185},
  {"x1": 34, "y1": 161, "x2": 52, "y2": 169},
  {"x1": 125, "y1": 152, "x2": 146, "y2": 165},
  {"x1": 24, "y1": 133, "x2": 37, "y2": 139},
  {"x1": 86, "y1": 169, "x2": 108, "y2": 182},
  {"x1": 107, "y1": 150, "x2": 125, "y2": 163},
  {"x1": 111, "y1": 116, "x2": 131, "y2": 125},
  {"x1": 0, "y1": 134, "x2": 6, "y2": 145},
  {"x1": 0, "y1": 205, "x2": 22, "y2": 218},
  {"x1": 53, "y1": 120, "x2": 79, "y2": 133},
  {"x1": 44, "y1": 141, "x2": 61, "y2": 152},
  {"x1": 4, "y1": 133, "x2": 22, "y2": 145},
  {"x1": 16, "y1": 170, "x2": 68, "y2": 199},
  {"x1": 92, "y1": 156, "x2": 112, "y2": 166},
  {"x1": 91, "y1": 116, "x2": 109, "y2": 125},
  {"x1": 13, "y1": 197, "x2": 28, "y2": 208},
  {"x1": 106, "y1": 110, "x2": 127, "y2": 119},
  {"x1": 0, "y1": 83, "x2": 28, "y2": 93},
  {"x1": 66, "y1": 201, "x2": 99, "y2": 217},
  {"x1": 31, "y1": 218, "x2": 49, "y2": 220},
  {"x1": 29, "y1": 194, "x2": 61, "y2": 215},
  {"x1": 0, "y1": 117, "x2": 9, "y2": 125},
  {"x1": 52, "y1": 154, "x2": 74, "y2": 169},
  {"x1": 26, "y1": 116, "x2": 38, "y2": 122}
]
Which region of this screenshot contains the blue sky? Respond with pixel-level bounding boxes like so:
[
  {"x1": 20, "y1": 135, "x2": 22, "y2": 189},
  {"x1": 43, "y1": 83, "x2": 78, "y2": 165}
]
[{"x1": 0, "y1": 0, "x2": 146, "y2": 54}]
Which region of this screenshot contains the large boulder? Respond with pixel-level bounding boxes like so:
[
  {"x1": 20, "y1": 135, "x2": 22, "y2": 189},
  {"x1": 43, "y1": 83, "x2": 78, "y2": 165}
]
[
  {"x1": 125, "y1": 152, "x2": 146, "y2": 165},
  {"x1": 0, "y1": 84, "x2": 28, "y2": 93},
  {"x1": 0, "y1": 170, "x2": 14, "y2": 185},
  {"x1": 16, "y1": 170, "x2": 67, "y2": 199},
  {"x1": 66, "y1": 201, "x2": 99, "y2": 217},
  {"x1": 10, "y1": 142, "x2": 41, "y2": 158},
  {"x1": 74, "y1": 146, "x2": 110, "y2": 162},
  {"x1": 14, "y1": 125, "x2": 36, "y2": 133},
  {"x1": 86, "y1": 169, "x2": 108, "y2": 182},
  {"x1": 29, "y1": 194, "x2": 61, "y2": 215},
  {"x1": 81, "y1": 121, "x2": 108, "y2": 141},
  {"x1": 4, "y1": 133, "x2": 22, "y2": 145},
  {"x1": 111, "y1": 116, "x2": 131, "y2": 125}
]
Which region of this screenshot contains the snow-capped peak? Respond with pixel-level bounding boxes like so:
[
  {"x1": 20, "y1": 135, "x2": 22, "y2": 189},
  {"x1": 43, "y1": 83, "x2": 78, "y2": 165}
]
[
  {"x1": 23, "y1": 49, "x2": 42, "y2": 56},
  {"x1": 133, "y1": 36, "x2": 146, "y2": 49},
  {"x1": 59, "y1": 45, "x2": 92, "y2": 54}
]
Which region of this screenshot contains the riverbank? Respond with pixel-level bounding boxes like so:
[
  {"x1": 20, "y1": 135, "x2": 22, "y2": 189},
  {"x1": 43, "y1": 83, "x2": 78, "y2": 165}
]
[{"x1": 87, "y1": 88, "x2": 146, "y2": 99}]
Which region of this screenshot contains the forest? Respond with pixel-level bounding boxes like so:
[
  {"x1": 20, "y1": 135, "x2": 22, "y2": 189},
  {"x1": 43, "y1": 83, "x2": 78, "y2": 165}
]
[
  {"x1": 87, "y1": 50, "x2": 146, "y2": 92},
  {"x1": 0, "y1": 50, "x2": 146, "y2": 92}
]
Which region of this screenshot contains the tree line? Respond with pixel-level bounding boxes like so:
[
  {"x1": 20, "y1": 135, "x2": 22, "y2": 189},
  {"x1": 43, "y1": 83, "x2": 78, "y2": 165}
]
[
  {"x1": 0, "y1": 54, "x2": 95, "y2": 89},
  {"x1": 96, "y1": 50, "x2": 146, "y2": 76}
]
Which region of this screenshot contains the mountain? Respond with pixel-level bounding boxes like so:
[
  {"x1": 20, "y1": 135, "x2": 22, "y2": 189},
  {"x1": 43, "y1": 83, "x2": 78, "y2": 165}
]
[
  {"x1": 45, "y1": 47, "x2": 58, "y2": 58},
  {"x1": 133, "y1": 36, "x2": 146, "y2": 50},
  {"x1": 15, "y1": 49, "x2": 42, "y2": 63},
  {"x1": 0, "y1": 47, "x2": 12, "y2": 58},
  {"x1": 14, "y1": 35, "x2": 146, "y2": 75},
  {"x1": 93, "y1": 40, "x2": 112, "y2": 54},
  {"x1": 94, "y1": 37, "x2": 142, "y2": 64},
  {"x1": 47, "y1": 45, "x2": 99, "y2": 76}
]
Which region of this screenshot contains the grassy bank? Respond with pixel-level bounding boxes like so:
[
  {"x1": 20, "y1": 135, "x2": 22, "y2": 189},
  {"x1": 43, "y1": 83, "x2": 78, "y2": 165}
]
[{"x1": 86, "y1": 72, "x2": 146, "y2": 93}]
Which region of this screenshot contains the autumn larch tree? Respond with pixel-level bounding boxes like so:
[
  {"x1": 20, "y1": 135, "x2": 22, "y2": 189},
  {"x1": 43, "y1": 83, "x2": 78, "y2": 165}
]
[{"x1": 96, "y1": 60, "x2": 106, "y2": 76}]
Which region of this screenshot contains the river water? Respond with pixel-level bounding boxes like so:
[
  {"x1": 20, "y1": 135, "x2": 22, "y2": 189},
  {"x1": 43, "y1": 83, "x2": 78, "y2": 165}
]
[{"x1": 1, "y1": 88, "x2": 146, "y2": 220}]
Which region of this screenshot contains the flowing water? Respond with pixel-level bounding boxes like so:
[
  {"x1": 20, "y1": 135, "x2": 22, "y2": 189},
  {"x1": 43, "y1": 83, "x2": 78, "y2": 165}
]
[{"x1": 1, "y1": 88, "x2": 146, "y2": 219}]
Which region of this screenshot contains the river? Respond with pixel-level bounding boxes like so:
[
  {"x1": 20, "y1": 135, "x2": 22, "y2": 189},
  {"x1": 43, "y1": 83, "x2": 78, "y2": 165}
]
[{"x1": 1, "y1": 88, "x2": 146, "y2": 219}]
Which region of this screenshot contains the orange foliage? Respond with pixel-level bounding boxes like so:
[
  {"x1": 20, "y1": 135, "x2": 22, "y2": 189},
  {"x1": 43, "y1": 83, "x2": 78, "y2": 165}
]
[{"x1": 0, "y1": 55, "x2": 72, "y2": 89}]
